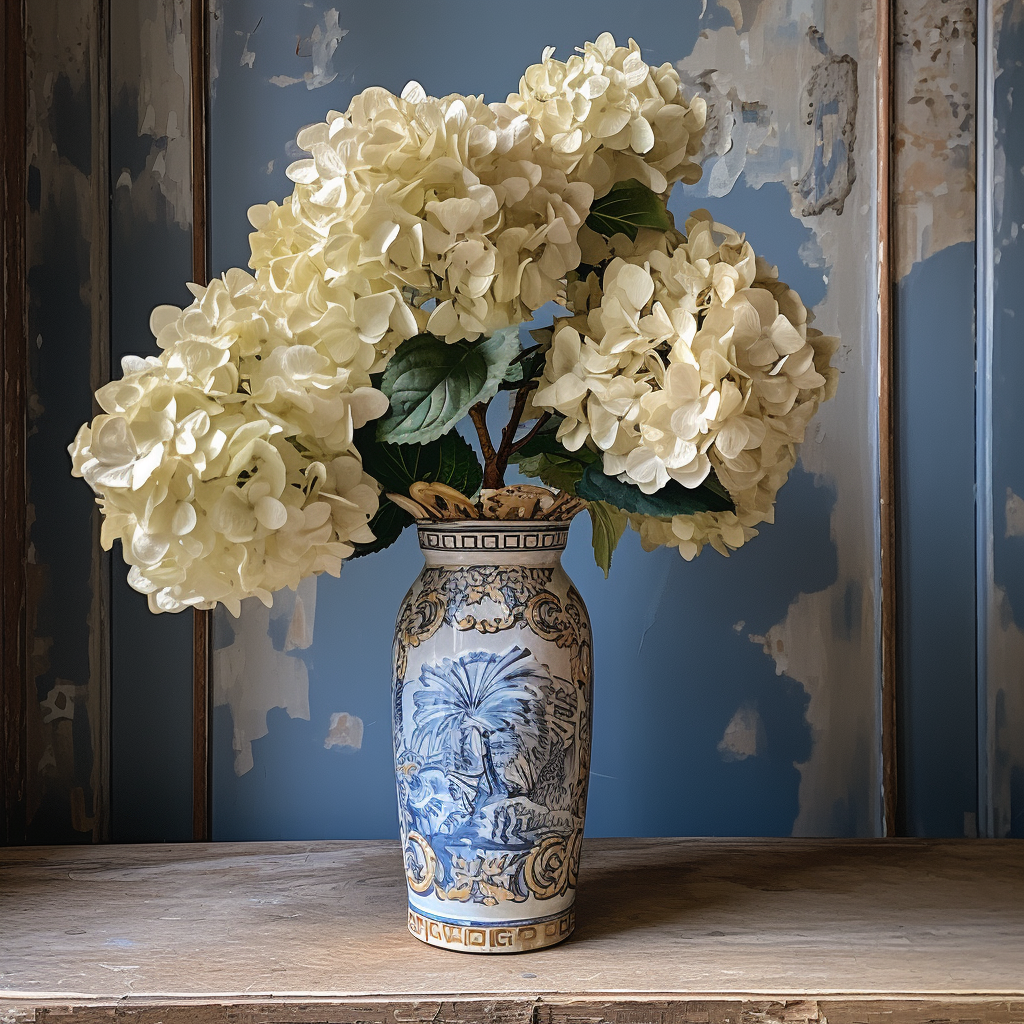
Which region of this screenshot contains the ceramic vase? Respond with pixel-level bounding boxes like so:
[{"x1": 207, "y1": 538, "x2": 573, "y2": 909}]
[{"x1": 392, "y1": 519, "x2": 593, "y2": 953}]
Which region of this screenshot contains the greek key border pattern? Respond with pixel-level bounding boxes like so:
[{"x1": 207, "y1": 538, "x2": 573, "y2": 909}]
[
  {"x1": 417, "y1": 525, "x2": 570, "y2": 552},
  {"x1": 408, "y1": 906, "x2": 575, "y2": 953}
]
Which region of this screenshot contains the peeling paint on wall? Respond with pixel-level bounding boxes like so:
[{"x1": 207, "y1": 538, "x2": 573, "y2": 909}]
[
  {"x1": 798, "y1": 33, "x2": 857, "y2": 217},
  {"x1": 214, "y1": 576, "x2": 317, "y2": 775},
  {"x1": 269, "y1": 8, "x2": 348, "y2": 89},
  {"x1": 678, "y1": 13, "x2": 857, "y2": 215},
  {"x1": 325, "y1": 712, "x2": 364, "y2": 750},
  {"x1": 718, "y1": 703, "x2": 765, "y2": 761},
  {"x1": 111, "y1": 0, "x2": 192, "y2": 229},
  {"x1": 893, "y1": 0, "x2": 976, "y2": 279},
  {"x1": 1006, "y1": 489, "x2": 1024, "y2": 538},
  {"x1": 679, "y1": 0, "x2": 882, "y2": 835}
]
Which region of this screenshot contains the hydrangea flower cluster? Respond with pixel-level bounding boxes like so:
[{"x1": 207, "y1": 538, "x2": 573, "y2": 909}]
[
  {"x1": 532, "y1": 213, "x2": 838, "y2": 559},
  {"x1": 71, "y1": 31, "x2": 837, "y2": 610},
  {"x1": 70, "y1": 270, "x2": 385, "y2": 615},
  {"x1": 248, "y1": 83, "x2": 596, "y2": 346},
  {"x1": 504, "y1": 32, "x2": 707, "y2": 199}
]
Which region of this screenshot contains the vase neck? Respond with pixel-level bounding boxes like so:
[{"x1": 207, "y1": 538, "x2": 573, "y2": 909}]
[{"x1": 416, "y1": 520, "x2": 569, "y2": 567}]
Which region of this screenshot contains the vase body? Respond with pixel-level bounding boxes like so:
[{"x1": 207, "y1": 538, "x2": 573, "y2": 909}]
[{"x1": 392, "y1": 520, "x2": 593, "y2": 953}]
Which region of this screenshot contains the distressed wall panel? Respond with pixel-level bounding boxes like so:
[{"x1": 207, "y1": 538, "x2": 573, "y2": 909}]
[
  {"x1": 208, "y1": 0, "x2": 883, "y2": 839},
  {"x1": 23, "y1": 0, "x2": 110, "y2": 841},
  {"x1": 893, "y1": 0, "x2": 979, "y2": 838},
  {"x1": 108, "y1": 0, "x2": 196, "y2": 842},
  {"x1": 985, "y1": 0, "x2": 1024, "y2": 838}
]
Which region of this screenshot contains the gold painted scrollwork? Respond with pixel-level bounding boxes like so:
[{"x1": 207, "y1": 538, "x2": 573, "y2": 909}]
[
  {"x1": 395, "y1": 566, "x2": 592, "y2": 689},
  {"x1": 524, "y1": 829, "x2": 583, "y2": 900},
  {"x1": 393, "y1": 587, "x2": 447, "y2": 679},
  {"x1": 405, "y1": 830, "x2": 437, "y2": 894},
  {"x1": 524, "y1": 587, "x2": 591, "y2": 690}
]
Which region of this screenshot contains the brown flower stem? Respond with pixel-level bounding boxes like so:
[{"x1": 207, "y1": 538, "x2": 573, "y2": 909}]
[
  {"x1": 507, "y1": 411, "x2": 551, "y2": 458},
  {"x1": 469, "y1": 402, "x2": 499, "y2": 487},
  {"x1": 472, "y1": 387, "x2": 551, "y2": 491}
]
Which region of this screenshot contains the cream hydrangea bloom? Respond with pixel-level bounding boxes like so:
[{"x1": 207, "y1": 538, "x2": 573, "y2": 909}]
[
  {"x1": 248, "y1": 81, "x2": 594, "y2": 347},
  {"x1": 532, "y1": 211, "x2": 838, "y2": 560},
  {"x1": 70, "y1": 270, "x2": 387, "y2": 615},
  {"x1": 503, "y1": 33, "x2": 707, "y2": 199}
]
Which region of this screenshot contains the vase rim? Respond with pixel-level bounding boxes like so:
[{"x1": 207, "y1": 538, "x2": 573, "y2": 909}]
[{"x1": 416, "y1": 518, "x2": 572, "y2": 555}]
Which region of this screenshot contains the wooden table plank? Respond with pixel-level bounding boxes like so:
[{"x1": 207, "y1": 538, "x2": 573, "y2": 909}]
[{"x1": 1, "y1": 838, "x2": 1022, "y2": 1021}]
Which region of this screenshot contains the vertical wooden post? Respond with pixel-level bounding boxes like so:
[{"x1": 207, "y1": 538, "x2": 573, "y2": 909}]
[
  {"x1": 190, "y1": 0, "x2": 211, "y2": 843},
  {"x1": 1, "y1": 0, "x2": 29, "y2": 846},
  {"x1": 877, "y1": 0, "x2": 898, "y2": 836}
]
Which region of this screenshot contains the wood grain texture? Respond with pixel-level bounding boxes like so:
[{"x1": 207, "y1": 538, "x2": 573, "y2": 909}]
[
  {"x1": 1, "y1": 0, "x2": 28, "y2": 846},
  {"x1": 0, "y1": 838, "x2": 1021, "y2": 1014},
  {"x1": 877, "y1": 0, "x2": 898, "y2": 837},
  {"x1": 7, "y1": 1002, "x2": 1023, "y2": 1024}
]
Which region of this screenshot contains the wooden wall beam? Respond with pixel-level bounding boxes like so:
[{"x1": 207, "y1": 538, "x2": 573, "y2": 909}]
[
  {"x1": 878, "y1": 0, "x2": 898, "y2": 835},
  {"x1": 1, "y1": 0, "x2": 29, "y2": 846}
]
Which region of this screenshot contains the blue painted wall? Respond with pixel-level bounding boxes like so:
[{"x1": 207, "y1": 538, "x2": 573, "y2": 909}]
[
  {"x1": 208, "y1": 0, "x2": 875, "y2": 840},
  {"x1": 896, "y1": 242, "x2": 978, "y2": 837},
  {"x1": 26, "y1": 0, "x2": 1017, "y2": 845}
]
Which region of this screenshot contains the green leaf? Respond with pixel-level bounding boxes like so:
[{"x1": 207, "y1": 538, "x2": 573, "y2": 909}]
[
  {"x1": 500, "y1": 346, "x2": 549, "y2": 390},
  {"x1": 510, "y1": 420, "x2": 600, "y2": 494},
  {"x1": 514, "y1": 452, "x2": 589, "y2": 494},
  {"x1": 588, "y1": 501, "x2": 628, "y2": 578},
  {"x1": 350, "y1": 427, "x2": 484, "y2": 557},
  {"x1": 354, "y1": 425, "x2": 483, "y2": 497},
  {"x1": 378, "y1": 325, "x2": 521, "y2": 444},
  {"x1": 585, "y1": 178, "x2": 673, "y2": 242},
  {"x1": 576, "y1": 461, "x2": 735, "y2": 517}
]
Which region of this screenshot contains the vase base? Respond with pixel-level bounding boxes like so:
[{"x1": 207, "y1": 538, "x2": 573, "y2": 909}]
[{"x1": 407, "y1": 905, "x2": 575, "y2": 954}]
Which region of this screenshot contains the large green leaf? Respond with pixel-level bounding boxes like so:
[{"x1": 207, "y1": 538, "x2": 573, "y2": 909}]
[
  {"x1": 576, "y1": 461, "x2": 735, "y2": 517},
  {"x1": 588, "y1": 501, "x2": 628, "y2": 578},
  {"x1": 514, "y1": 452, "x2": 590, "y2": 494},
  {"x1": 585, "y1": 178, "x2": 673, "y2": 241},
  {"x1": 377, "y1": 326, "x2": 521, "y2": 444},
  {"x1": 510, "y1": 420, "x2": 600, "y2": 494},
  {"x1": 350, "y1": 427, "x2": 483, "y2": 557}
]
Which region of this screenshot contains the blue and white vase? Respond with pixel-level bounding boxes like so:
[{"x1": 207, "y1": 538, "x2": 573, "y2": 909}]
[{"x1": 392, "y1": 519, "x2": 593, "y2": 953}]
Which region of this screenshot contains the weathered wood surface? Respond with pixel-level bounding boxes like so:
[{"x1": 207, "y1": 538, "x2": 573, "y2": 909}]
[{"x1": 1, "y1": 839, "x2": 1022, "y2": 1022}]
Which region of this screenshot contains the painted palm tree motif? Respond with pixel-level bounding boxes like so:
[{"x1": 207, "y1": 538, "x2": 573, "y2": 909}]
[{"x1": 395, "y1": 645, "x2": 583, "y2": 905}]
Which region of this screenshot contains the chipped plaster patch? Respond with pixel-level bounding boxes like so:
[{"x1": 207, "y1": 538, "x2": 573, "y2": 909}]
[
  {"x1": 213, "y1": 577, "x2": 317, "y2": 775},
  {"x1": 1006, "y1": 488, "x2": 1024, "y2": 537},
  {"x1": 111, "y1": 0, "x2": 192, "y2": 228},
  {"x1": 40, "y1": 680, "x2": 76, "y2": 723},
  {"x1": 893, "y1": 0, "x2": 976, "y2": 278},
  {"x1": 678, "y1": 14, "x2": 857, "y2": 215},
  {"x1": 718, "y1": 703, "x2": 766, "y2": 761},
  {"x1": 325, "y1": 712, "x2": 364, "y2": 751},
  {"x1": 271, "y1": 8, "x2": 348, "y2": 90},
  {"x1": 240, "y1": 34, "x2": 256, "y2": 68},
  {"x1": 990, "y1": 586, "x2": 1024, "y2": 837}
]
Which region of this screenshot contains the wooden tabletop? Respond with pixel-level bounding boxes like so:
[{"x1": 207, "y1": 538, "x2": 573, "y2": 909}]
[{"x1": 1, "y1": 838, "x2": 1022, "y2": 1024}]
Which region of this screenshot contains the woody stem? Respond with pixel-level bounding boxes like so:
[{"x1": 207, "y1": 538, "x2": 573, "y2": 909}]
[{"x1": 469, "y1": 402, "x2": 501, "y2": 489}]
